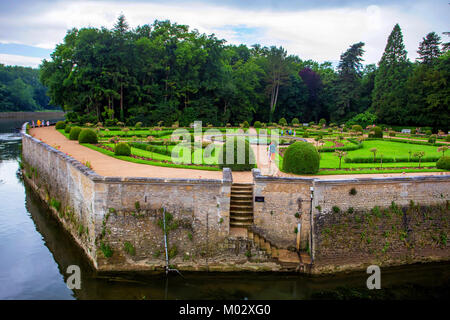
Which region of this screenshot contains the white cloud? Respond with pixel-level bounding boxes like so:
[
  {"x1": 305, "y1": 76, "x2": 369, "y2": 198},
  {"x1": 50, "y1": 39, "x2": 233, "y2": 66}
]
[
  {"x1": 0, "y1": 1, "x2": 448, "y2": 66},
  {"x1": 0, "y1": 53, "x2": 43, "y2": 68}
]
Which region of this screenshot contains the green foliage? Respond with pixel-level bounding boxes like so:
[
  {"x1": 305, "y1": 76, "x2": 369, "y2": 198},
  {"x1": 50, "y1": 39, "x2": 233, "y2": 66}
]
[
  {"x1": 291, "y1": 118, "x2": 299, "y2": 125},
  {"x1": 50, "y1": 198, "x2": 61, "y2": 212},
  {"x1": 332, "y1": 206, "x2": 340, "y2": 213},
  {"x1": 347, "y1": 111, "x2": 377, "y2": 128},
  {"x1": 278, "y1": 117, "x2": 287, "y2": 126},
  {"x1": 114, "y1": 142, "x2": 131, "y2": 156},
  {"x1": 436, "y1": 156, "x2": 450, "y2": 170},
  {"x1": 283, "y1": 141, "x2": 320, "y2": 174},
  {"x1": 69, "y1": 127, "x2": 82, "y2": 140},
  {"x1": 123, "y1": 241, "x2": 136, "y2": 255},
  {"x1": 352, "y1": 125, "x2": 363, "y2": 133},
  {"x1": 428, "y1": 135, "x2": 437, "y2": 144},
  {"x1": 64, "y1": 125, "x2": 72, "y2": 133},
  {"x1": 218, "y1": 137, "x2": 255, "y2": 171},
  {"x1": 368, "y1": 126, "x2": 383, "y2": 138},
  {"x1": 100, "y1": 241, "x2": 113, "y2": 258},
  {"x1": 78, "y1": 128, "x2": 98, "y2": 144},
  {"x1": 253, "y1": 121, "x2": 262, "y2": 128},
  {"x1": 55, "y1": 121, "x2": 65, "y2": 129},
  {"x1": 349, "y1": 188, "x2": 357, "y2": 195},
  {"x1": 168, "y1": 245, "x2": 178, "y2": 259},
  {"x1": 242, "y1": 121, "x2": 249, "y2": 128}
]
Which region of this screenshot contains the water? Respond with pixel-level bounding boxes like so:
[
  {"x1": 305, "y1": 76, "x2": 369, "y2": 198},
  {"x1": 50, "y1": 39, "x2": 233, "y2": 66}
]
[{"x1": 0, "y1": 117, "x2": 449, "y2": 300}]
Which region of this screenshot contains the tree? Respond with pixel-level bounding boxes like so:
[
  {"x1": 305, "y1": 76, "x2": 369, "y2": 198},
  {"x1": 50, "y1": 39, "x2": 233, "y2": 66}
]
[
  {"x1": 332, "y1": 42, "x2": 365, "y2": 121},
  {"x1": 334, "y1": 150, "x2": 347, "y2": 169},
  {"x1": 417, "y1": 32, "x2": 442, "y2": 64},
  {"x1": 264, "y1": 46, "x2": 289, "y2": 122},
  {"x1": 372, "y1": 24, "x2": 411, "y2": 125},
  {"x1": 370, "y1": 148, "x2": 377, "y2": 162},
  {"x1": 414, "y1": 151, "x2": 425, "y2": 168}
]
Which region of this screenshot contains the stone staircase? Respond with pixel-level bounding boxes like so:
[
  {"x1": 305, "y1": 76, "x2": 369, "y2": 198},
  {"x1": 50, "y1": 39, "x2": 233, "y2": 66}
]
[
  {"x1": 229, "y1": 183, "x2": 254, "y2": 228},
  {"x1": 247, "y1": 226, "x2": 312, "y2": 272}
]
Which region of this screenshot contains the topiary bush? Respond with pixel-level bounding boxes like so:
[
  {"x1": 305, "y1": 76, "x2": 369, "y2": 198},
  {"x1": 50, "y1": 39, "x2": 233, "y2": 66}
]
[
  {"x1": 352, "y1": 125, "x2": 363, "y2": 133},
  {"x1": 446, "y1": 135, "x2": 450, "y2": 142},
  {"x1": 242, "y1": 120, "x2": 250, "y2": 128},
  {"x1": 115, "y1": 142, "x2": 131, "y2": 156},
  {"x1": 254, "y1": 121, "x2": 262, "y2": 128},
  {"x1": 369, "y1": 126, "x2": 383, "y2": 138},
  {"x1": 64, "y1": 125, "x2": 72, "y2": 133},
  {"x1": 218, "y1": 137, "x2": 255, "y2": 171},
  {"x1": 282, "y1": 141, "x2": 320, "y2": 174},
  {"x1": 292, "y1": 118, "x2": 299, "y2": 126},
  {"x1": 78, "y1": 128, "x2": 98, "y2": 144},
  {"x1": 436, "y1": 156, "x2": 450, "y2": 170},
  {"x1": 428, "y1": 134, "x2": 437, "y2": 144},
  {"x1": 69, "y1": 127, "x2": 82, "y2": 140},
  {"x1": 55, "y1": 121, "x2": 65, "y2": 130},
  {"x1": 278, "y1": 118, "x2": 287, "y2": 126}
]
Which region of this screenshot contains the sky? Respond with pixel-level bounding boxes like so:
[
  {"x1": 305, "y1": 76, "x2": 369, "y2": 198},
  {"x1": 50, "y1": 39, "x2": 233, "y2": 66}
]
[{"x1": 0, "y1": 0, "x2": 448, "y2": 68}]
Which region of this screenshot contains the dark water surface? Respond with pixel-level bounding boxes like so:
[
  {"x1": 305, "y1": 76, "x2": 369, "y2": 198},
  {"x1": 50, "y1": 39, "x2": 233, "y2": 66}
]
[{"x1": 0, "y1": 117, "x2": 449, "y2": 300}]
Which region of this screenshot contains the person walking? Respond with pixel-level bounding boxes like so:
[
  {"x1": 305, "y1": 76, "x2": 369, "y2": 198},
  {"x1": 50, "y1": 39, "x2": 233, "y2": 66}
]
[{"x1": 268, "y1": 141, "x2": 276, "y2": 163}]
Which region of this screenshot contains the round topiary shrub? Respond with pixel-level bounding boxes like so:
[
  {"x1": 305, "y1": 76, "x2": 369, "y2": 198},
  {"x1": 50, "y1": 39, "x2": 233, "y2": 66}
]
[
  {"x1": 55, "y1": 121, "x2": 65, "y2": 130},
  {"x1": 369, "y1": 126, "x2": 383, "y2": 138},
  {"x1": 64, "y1": 125, "x2": 72, "y2": 133},
  {"x1": 254, "y1": 121, "x2": 262, "y2": 128},
  {"x1": 283, "y1": 141, "x2": 320, "y2": 174},
  {"x1": 242, "y1": 121, "x2": 250, "y2": 128},
  {"x1": 428, "y1": 134, "x2": 437, "y2": 144},
  {"x1": 69, "y1": 127, "x2": 82, "y2": 140},
  {"x1": 218, "y1": 137, "x2": 255, "y2": 171},
  {"x1": 352, "y1": 125, "x2": 363, "y2": 133},
  {"x1": 436, "y1": 156, "x2": 450, "y2": 170},
  {"x1": 279, "y1": 118, "x2": 287, "y2": 126},
  {"x1": 78, "y1": 128, "x2": 98, "y2": 144},
  {"x1": 292, "y1": 118, "x2": 299, "y2": 126},
  {"x1": 115, "y1": 142, "x2": 131, "y2": 156}
]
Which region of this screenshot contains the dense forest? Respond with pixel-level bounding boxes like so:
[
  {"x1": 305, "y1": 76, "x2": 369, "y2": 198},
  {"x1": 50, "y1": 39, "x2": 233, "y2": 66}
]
[
  {"x1": 40, "y1": 16, "x2": 449, "y2": 130},
  {"x1": 0, "y1": 64, "x2": 60, "y2": 112}
]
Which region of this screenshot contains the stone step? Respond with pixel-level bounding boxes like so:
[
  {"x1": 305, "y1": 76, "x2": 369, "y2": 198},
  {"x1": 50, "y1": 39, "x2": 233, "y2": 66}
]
[
  {"x1": 230, "y1": 211, "x2": 253, "y2": 217},
  {"x1": 230, "y1": 204, "x2": 253, "y2": 209},
  {"x1": 230, "y1": 221, "x2": 252, "y2": 227},
  {"x1": 232, "y1": 183, "x2": 253, "y2": 187},
  {"x1": 230, "y1": 194, "x2": 253, "y2": 200},
  {"x1": 231, "y1": 190, "x2": 253, "y2": 195},
  {"x1": 230, "y1": 216, "x2": 253, "y2": 221}
]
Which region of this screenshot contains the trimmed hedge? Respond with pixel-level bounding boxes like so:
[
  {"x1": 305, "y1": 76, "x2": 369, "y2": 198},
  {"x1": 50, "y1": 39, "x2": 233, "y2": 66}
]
[
  {"x1": 78, "y1": 128, "x2": 98, "y2": 144},
  {"x1": 283, "y1": 141, "x2": 320, "y2": 174},
  {"x1": 319, "y1": 139, "x2": 363, "y2": 152},
  {"x1": 254, "y1": 121, "x2": 262, "y2": 128},
  {"x1": 55, "y1": 121, "x2": 65, "y2": 130},
  {"x1": 130, "y1": 142, "x2": 179, "y2": 157},
  {"x1": 344, "y1": 155, "x2": 440, "y2": 164},
  {"x1": 436, "y1": 156, "x2": 450, "y2": 170},
  {"x1": 69, "y1": 127, "x2": 82, "y2": 140},
  {"x1": 218, "y1": 137, "x2": 255, "y2": 171},
  {"x1": 114, "y1": 142, "x2": 131, "y2": 156},
  {"x1": 64, "y1": 125, "x2": 72, "y2": 133}
]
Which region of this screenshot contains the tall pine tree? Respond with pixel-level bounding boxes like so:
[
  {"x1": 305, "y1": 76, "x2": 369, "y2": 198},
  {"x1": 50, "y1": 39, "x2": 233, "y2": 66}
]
[
  {"x1": 372, "y1": 24, "x2": 411, "y2": 125},
  {"x1": 417, "y1": 32, "x2": 442, "y2": 64}
]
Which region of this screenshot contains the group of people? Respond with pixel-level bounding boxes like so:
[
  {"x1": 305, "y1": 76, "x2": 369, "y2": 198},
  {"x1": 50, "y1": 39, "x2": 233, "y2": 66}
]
[
  {"x1": 280, "y1": 129, "x2": 295, "y2": 136},
  {"x1": 31, "y1": 120, "x2": 50, "y2": 127}
]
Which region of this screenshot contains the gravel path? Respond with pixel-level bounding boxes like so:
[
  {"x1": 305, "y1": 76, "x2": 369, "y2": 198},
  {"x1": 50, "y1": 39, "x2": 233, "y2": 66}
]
[{"x1": 29, "y1": 126, "x2": 447, "y2": 181}]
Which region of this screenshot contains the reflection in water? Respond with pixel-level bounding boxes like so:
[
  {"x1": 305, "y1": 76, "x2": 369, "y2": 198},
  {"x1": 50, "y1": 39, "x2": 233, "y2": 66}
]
[{"x1": 0, "y1": 119, "x2": 449, "y2": 300}]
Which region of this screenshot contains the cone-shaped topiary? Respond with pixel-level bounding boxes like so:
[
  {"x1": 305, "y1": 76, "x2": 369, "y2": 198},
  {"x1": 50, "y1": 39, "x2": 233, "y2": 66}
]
[
  {"x1": 69, "y1": 127, "x2": 82, "y2": 140},
  {"x1": 115, "y1": 142, "x2": 131, "y2": 156},
  {"x1": 283, "y1": 141, "x2": 320, "y2": 174},
  {"x1": 78, "y1": 128, "x2": 98, "y2": 144},
  {"x1": 436, "y1": 156, "x2": 450, "y2": 170},
  {"x1": 219, "y1": 137, "x2": 255, "y2": 171},
  {"x1": 55, "y1": 121, "x2": 65, "y2": 129}
]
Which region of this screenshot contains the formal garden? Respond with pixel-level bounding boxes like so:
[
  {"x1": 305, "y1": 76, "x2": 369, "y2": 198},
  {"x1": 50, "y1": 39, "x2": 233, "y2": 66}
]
[{"x1": 52, "y1": 118, "x2": 450, "y2": 176}]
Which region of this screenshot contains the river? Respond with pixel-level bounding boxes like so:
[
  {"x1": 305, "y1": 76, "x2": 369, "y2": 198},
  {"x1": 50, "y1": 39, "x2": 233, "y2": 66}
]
[{"x1": 0, "y1": 116, "x2": 449, "y2": 300}]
